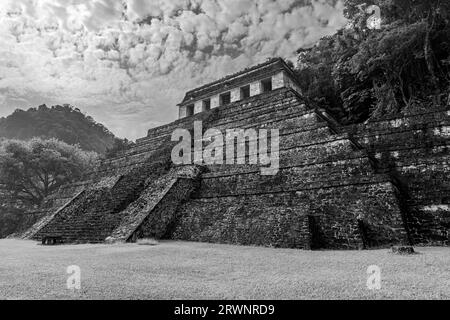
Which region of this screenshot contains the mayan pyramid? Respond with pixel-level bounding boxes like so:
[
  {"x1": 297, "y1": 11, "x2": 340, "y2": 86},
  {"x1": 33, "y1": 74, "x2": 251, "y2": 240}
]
[{"x1": 22, "y1": 58, "x2": 449, "y2": 249}]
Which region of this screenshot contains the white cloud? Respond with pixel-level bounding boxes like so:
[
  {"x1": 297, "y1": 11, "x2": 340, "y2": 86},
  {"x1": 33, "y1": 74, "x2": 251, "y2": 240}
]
[{"x1": 0, "y1": 0, "x2": 347, "y2": 140}]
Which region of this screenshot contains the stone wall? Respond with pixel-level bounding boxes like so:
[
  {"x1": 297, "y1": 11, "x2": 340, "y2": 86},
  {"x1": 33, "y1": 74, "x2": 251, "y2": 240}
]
[
  {"x1": 345, "y1": 108, "x2": 450, "y2": 245},
  {"x1": 172, "y1": 181, "x2": 405, "y2": 249},
  {"x1": 166, "y1": 88, "x2": 408, "y2": 249}
]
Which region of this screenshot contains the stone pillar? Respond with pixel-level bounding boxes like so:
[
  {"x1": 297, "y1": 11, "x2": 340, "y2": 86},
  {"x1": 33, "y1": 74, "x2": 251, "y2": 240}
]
[
  {"x1": 194, "y1": 100, "x2": 203, "y2": 114},
  {"x1": 179, "y1": 106, "x2": 187, "y2": 119},
  {"x1": 250, "y1": 81, "x2": 261, "y2": 96},
  {"x1": 211, "y1": 94, "x2": 220, "y2": 108},
  {"x1": 231, "y1": 88, "x2": 240, "y2": 103},
  {"x1": 272, "y1": 72, "x2": 285, "y2": 90}
]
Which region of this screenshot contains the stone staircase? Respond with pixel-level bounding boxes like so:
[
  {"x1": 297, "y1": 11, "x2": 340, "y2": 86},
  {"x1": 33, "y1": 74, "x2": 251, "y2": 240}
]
[
  {"x1": 21, "y1": 189, "x2": 86, "y2": 240},
  {"x1": 23, "y1": 108, "x2": 217, "y2": 244},
  {"x1": 30, "y1": 147, "x2": 173, "y2": 243},
  {"x1": 107, "y1": 165, "x2": 203, "y2": 243}
]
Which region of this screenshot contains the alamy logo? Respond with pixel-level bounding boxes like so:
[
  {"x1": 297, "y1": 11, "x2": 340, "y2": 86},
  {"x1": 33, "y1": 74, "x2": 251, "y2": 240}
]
[
  {"x1": 366, "y1": 265, "x2": 381, "y2": 290},
  {"x1": 66, "y1": 265, "x2": 81, "y2": 290},
  {"x1": 171, "y1": 121, "x2": 279, "y2": 175}
]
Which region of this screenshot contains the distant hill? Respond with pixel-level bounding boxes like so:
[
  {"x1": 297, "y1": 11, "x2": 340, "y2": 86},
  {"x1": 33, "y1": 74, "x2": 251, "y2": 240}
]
[{"x1": 0, "y1": 104, "x2": 117, "y2": 154}]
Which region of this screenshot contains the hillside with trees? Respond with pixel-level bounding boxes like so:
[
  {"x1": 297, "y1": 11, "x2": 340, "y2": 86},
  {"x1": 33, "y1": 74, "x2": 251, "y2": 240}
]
[
  {"x1": 0, "y1": 104, "x2": 118, "y2": 154},
  {"x1": 295, "y1": 0, "x2": 450, "y2": 124},
  {"x1": 0, "y1": 105, "x2": 134, "y2": 237}
]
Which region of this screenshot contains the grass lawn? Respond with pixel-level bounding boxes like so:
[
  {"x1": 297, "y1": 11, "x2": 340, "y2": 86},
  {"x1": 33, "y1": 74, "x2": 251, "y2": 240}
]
[{"x1": 0, "y1": 239, "x2": 449, "y2": 300}]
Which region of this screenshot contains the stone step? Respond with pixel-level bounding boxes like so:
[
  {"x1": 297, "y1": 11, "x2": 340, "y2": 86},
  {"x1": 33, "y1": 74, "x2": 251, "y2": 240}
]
[
  {"x1": 108, "y1": 166, "x2": 202, "y2": 242},
  {"x1": 33, "y1": 153, "x2": 174, "y2": 243}
]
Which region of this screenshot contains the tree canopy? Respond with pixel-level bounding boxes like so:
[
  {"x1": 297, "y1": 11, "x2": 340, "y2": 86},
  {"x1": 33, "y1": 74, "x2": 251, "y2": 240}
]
[
  {"x1": 295, "y1": 0, "x2": 450, "y2": 123},
  {"x1": 0, "y1": 138, "x2": 98, "y2": 205}
]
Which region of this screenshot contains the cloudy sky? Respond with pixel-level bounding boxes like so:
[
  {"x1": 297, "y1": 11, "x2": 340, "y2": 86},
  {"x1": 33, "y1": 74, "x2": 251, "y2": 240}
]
[{"x1": 0, "y1": 0, "x2": 347, "y2": 140}]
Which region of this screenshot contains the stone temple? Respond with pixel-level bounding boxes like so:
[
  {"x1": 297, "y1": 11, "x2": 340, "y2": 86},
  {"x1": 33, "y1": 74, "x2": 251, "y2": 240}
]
[{"x1": 21, "y1": 58, "x2": 449, "y2": 249}]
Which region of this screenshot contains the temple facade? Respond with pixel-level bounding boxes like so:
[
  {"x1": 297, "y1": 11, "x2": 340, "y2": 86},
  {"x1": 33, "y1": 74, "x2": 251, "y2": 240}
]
[{"x1": 178, "y1": 58, "x2": 302, "y2": 118}]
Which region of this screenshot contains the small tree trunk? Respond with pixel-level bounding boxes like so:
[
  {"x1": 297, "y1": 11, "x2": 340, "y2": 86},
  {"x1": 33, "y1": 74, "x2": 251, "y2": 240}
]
[
  {"x1": 396, "y1": 66, "x2": 409, "y2": 109},
  {"x1": 424, "y1": 18, "x2": 438, "y2": 89}
]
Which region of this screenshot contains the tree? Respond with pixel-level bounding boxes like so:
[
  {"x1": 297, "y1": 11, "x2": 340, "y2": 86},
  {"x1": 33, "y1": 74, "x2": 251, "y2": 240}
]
[
  {"x1": 345, "y1": 0, "x2": 450, "y2": 90},
  {"x1": 0, "y1": 138, "x2": 98, "y2": 205},
  {"x1": 295, "y1": 0, "x2": 450, "y2": 123}
]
